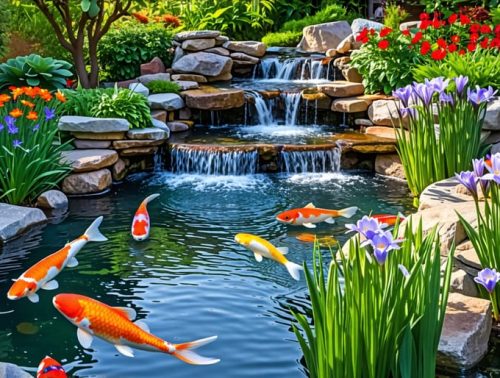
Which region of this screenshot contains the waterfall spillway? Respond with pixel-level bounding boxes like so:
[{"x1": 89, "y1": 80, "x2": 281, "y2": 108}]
[
  {"x1": 255, "y1": 57, "x2": 331, "y2": 81},
  {"x1": 283, "y1": 92, "x2": 301, "y2": 126},
  {"x1": 171, "y1": 145, "x2": 259, "y2": 175},
  {"x1": 280, "y1": 148, "x2": 341, "y2": 173},
  {"x1": 247, "y1": 91, "x2": 302, "y2": 126},
  {"x1": 248, "y1": 91, "x2": 276, "y2": 126}
]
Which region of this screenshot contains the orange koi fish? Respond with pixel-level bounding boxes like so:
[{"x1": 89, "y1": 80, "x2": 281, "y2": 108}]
[
  {"x1": 276, "y1": 203, "x2": 358, "y2": 228},
  {"x1": 295, "y1": 233, "x2": 338, "y2": 247},
  {"x1": 371, "y1": 214, "x2": 406, "y2": 227},
  {"x1": 37, "y1": 356, "x2": 67, "y2": 378},
  {"x1": 131, "y1": 194, "x2": 160, "y2": 241},
  {"x1": 53, "y1": 293, "x2": 219, "y2": 365},
  {"x1": 7, "y1": 217, "x2": 107, "y2": 303}
]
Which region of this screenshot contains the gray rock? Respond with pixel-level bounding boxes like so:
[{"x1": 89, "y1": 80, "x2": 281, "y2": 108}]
[
  {"x1": 137, "y1": 73, "x2": 171, "y2": 85},
  {"x1": 171, "y1": 74, "x2": 208, "y2": 83},
  {"x1": 418, "y1": 177, "x2": 471, "y2": 211},
  {"x1": 61, "y1": 149, "x2": 119, "y2": 173},
  {"x1": 223, "y1": 41, "x2": 266, "y2": 57},
  {"x1": 36, "y1": 190, "x2": 68, "y2": 211},
  {"x1": 206, "y1": 72, "x2": 232, "y2": 82},
  {"x1": 151, "y1": 118, "x2": 170, "y2": 132},
  {"x1": 181, "y1": 38, "x2": 216, "y2": 51},
  {"x1": 172, "y1": 46, "x2": 185, "y2": 64},
  {"x1": 148, "y1": 93, "x2": 185, "y2": 110},
  {"x1": 74, "y1": 140, "x2": 111, "y2": 149},
  {"x1": 59, "y1": 116, "x2": 130, "y2": 133},
  {"x1": 174, "y1": 30, "x2": 221, "y2": 41},
  {"x1": 172, "y1": 52, "x2": 233, "y2": 77},
  {"x1": 112, "y1": 139, "x2": 164, "y2": 149},
  {"x1": 374, "y1": 154, "x2": 406, "y2": 180},
  {"x1": 112, "y1": 159, "x2": 127, "y2": 181},
  {"x1": 297, "y1": 21, "x2": 352, "y2": 53},
  {"x1": 351, "y1": 18, "x2": 384, "y2": 35},
  {"x1": 450, "y1": 269, "x2": 479, "y2": 297},
  {"x1": 128, "y1": 82, "x2": 149, "y2": 97},
  {"x1": 337, "y1": 33, "x2": 354, "y2": 53},
  {"x1": 205, "y1": 47, "x2": 230, "y2": 56},
  {"x1": 179, "y1": 107, "x2": 192, "y2": 120},
  {"x1": 173, "y1": 80, "x2": 199, "y2": 90},
  {"x1": 368, "y1": 100, "x2": 407, "y2": 126},
  {"x1": 0, "y1": 363, "x2": 32, "y2": 378},
  {"x1": 214, "y1": 35, "x2": 229, "y2": 46},
  {"x1": 62, "y1": 169, "x2": 112, "y2": 195},
  {"x1": 0, "y1": 204, "x2": 47, "y2": 242},
  {"x1": 483, "y1": 97, "x2": 500, "y2": 130},
  {"x1": 230, "y1": 52, "x2": 260, "y2": 64},
  {"x1": 354, "y1": 118, "x2": 373, "y2": 126},
  {"x1": 127, "y1": 127, "x2": 169, "y2": 140},
  {"x1": 167, "y1": 121, "x2": 190, "y2": 133},
  {"x1": 438, "y1": 293, "x2": 491, "y2": 370}
]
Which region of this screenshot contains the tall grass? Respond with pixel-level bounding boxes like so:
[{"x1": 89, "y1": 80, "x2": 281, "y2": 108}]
[{"x1": 293, "y1": 220, "x2": 453, "y2": 378}]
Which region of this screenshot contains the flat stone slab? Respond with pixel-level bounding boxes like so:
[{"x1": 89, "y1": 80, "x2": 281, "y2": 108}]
[
  {"x1": 72, "y1": 131, "x2": 126, "y2": 140},
  {"x1": 455, "y1": 240, "x2": 481, "y2": 274},
  {"x1": 333, "y1": 132, "x2": 396, "y2": 154},
  {"x1": 137, "y1": 73, "x2": 170, "y2": 84},
  {"x1": 120, "y1": 146, "x2": 158, "y2": 156},
  {"x1": 174, "y1": 80, "x2": 199, "y2": 90},
  {"x1": 365, "y1": 126, "x2": 397, "y2": 141},
  {"x1": 174, "y1": 30, "x2": 220, "y2": 41},
  {"x1": 183, "y1": 86, "x2": 244, "y2": 110},
  {"x1": 172, "y1": 52, "x2": 233, "y2": 77},
  {"x1": 171, "y1": 74, "x2": 208, "y2": 83},
  {"x1": 112, "y1": 139, "x2": 164, "y2": 150},
  {"x1": 74, "y1": 140, "x2": 111, "y2": 149},
  {"x1": 438, "y1": 293, "x2": 491, "y2": 370},
  {"x1": 419, "y1": 177, "x2": 472, "y2": 211},
  {"x1": 62, "y1": 169, "x2": 112, "y2": 195},
  {"x1": 167, "y1": 121, "x2": 190, "y2": 133},
  {"x1": 0, "y1": 363, "x2": 32, "y2": 378},
  {"x1": 127, "y1": 128, "x2": 169, "y2": 140},
  {"x1": 148, "y1": 93, "x2": 185, "y2": 111},
  {"x1": 205, "y1": 47, "x2": 230, "y2": 56},
  {"x1": 182, "y1": 38, "x2": 215, "y2": 51},
  {"x1": 331, "y1": 96, "x2": 371, "y2": 113},
  {"x1": 59, "y1": 116, "x2": 130, "y2": 133},
  {"x1": 0, "y1": 203, "x2": 47, "y2": 242},
  {"x1": 36, "y1": 190, "x2": 68, "y2": 211},
  {"x1": 230, "y1": 52, "x2": 260, "y2": 64},
  {"x1": 318, "y1": 81, "x2": 364, "y2": 98},
  {"x1": 223, "y1": 41, "x2": 266, "y2": 57},
  {"x1": 61, "y1": 149, "x2": 118, "y2": 173}
]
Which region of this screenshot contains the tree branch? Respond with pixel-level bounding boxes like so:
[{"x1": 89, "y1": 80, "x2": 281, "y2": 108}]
[{"x1": 31, "y1": 0, "x2": 73, "y2": 52}]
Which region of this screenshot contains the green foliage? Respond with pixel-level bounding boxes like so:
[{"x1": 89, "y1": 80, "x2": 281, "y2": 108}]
[
  {"x1": 261, "y1": 31, "x2": 302, "y2": 47},
  {"x1": 281, "y1": 4, "x2": 355, "y2": 33},
  {"x1": 0, "y1": 54, "x2": 73, "y2": 91},
  {"x1": 0, "y1": 1, "x2": 10, "y2": 58},
  {"x1": 99, "y1": 21, "x2": 173, "y2": 82},
  {"x1": 0, "y1": 91, "x2": 71, "y2": 205},
  {"x1": 61, "y1": 87, "x2": 114, "y2": 117},
  {"x1": 413, "y1": 50, "x2": 500, "y2": 90},
  {"x1": 492, "y1": 6, "x2": 500, "y2": 24},
  {"x1": 293, "y1": 222, "x2": 453, "y2": 378},
  {"x1": 145, "y1": 80, "x2": 181, "y2": 94},
  {"x1": 384, "y1": 1, "x2": 409, "y2": 30}
]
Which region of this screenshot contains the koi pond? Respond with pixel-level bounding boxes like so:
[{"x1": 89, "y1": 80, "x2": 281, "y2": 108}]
[{"x1": 0, "y1": 171, "x2": 414, "y2": 377}]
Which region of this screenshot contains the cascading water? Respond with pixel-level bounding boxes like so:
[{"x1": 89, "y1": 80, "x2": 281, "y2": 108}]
[
  {"x1": 171, "y1": 146, "x2": 259, "y2": 175},
  {"x1": 253, "y1": 57, "x2": 331, "y2": 81},
  {"x1": 283, "y1": 92, "x2": 301, "y2": 126},
  {"x1": 247, "y1": 91, "x2": 276, "y2": 125},
  {"x1": 280, "y1": 148, "x2": 341, "y2": 173},
  {"x1": 246, "y1": 91, "x2": 302, "y2": 126}
]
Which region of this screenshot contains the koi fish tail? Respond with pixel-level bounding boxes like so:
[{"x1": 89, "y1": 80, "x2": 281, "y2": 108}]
[
  {"x1": 142, "y1": 193, "x2": 160, "y2": 206},
  {"x1": 171, "y1": 336, "x2": 220, "y2": 365},
  {"x1": 338, "y1": 206, "x2": 358, "y2": 219},
  {"x1": 84, "y1": 216, "x2": 108, "y2": 242},
  {"x1": 285, "y1": 261, "x2": 303, "y2": 281}
]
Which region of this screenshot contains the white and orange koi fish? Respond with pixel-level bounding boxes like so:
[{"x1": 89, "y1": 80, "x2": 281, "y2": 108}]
[
  {"x1": 276, "y1": 203, "x2": 358, "y2": 228},
  {"x1": 53, "y1": 293, "x2": 219, "y2": 365},
  {"x1": 7, "y1": 217, "x2": 107, "y2": 303},
  {"x1": 131, "y1": 194, "x2": 160, "y2": 241},
  {"x1": 234, "y1": 233, "x2": 303, "y2": 280}
]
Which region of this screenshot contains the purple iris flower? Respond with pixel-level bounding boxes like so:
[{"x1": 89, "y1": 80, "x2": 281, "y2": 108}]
[
  {"x1": 439, "y1": 92, "x2": 454, "y2": 105},
  {"x1": 393, "y1": 85, "x2": 413, "y2": 107},
  {"x1": 399, "y1": 107, "x2": 418, "y2": 118},
  {"x1": 426, "y1": 77, "x2": 450, "y2": 94},
  {"x1": 455, "y1": 171, "x2": 478, "y2": 198},
  {"x1": 44, "y1": 107, "x2": 56, "y2": 121},
  {"x1": 12, "y1": 139, "x2": 22, "y2": 148},
  {"x1": 368, "y1": 230, "x2": 402, "y2": 265},
  {"x1": 346, "y1": 216, "x2": 384, "y2": 240},
  {"x1": 454, "y1": 75, "x2": 469, "y2": 96},
  {"x1": 483, "y1": 153, "x2": 500, "y2": 184},
  {"x1": 0, "y1": 123, "x2": 4, "y2": 132},
  {"x1": 468, "y1": 86, "x2": 498, "y2": 106},
  {"x1": 4, "y1": 115, "x2": 15, "y2": 128},
  {"x1": 472, "y1": 158, "x2": 489, "y2": 194},
  {"x1": 413, "y1": 82, "x2": 435, "y2": 106},
  {"x1": 474, "y1": 268, "x2": 500, "y2": 293},
  {"x1": 7, "y1": 123, "x2": 18, "y2": 134},
  {"x1": 32, "y1": 123, "x2": 40, "y2": 132}
]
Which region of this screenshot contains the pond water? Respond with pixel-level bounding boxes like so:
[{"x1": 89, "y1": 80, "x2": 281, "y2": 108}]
[{"x1": 0, "y1": 171, "x2": 413, "y2": 377}]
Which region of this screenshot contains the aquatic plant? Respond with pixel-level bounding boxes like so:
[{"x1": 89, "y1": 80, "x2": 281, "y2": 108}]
[
  {"x1": 394, "y1": 76, "x2": 496, "y2": 200},
  {"x1": 0, "y1": 86, "x2": 71, "y2": 205},
  {"x1": 146, "y1": 80, "x2": 181, "y2": 95},
  {"x1": 293, "y1": 217, "x2": 453, "y2": 378},
  {"x1": 457, "y1": 154, "x2": 500, "y2": 320}
]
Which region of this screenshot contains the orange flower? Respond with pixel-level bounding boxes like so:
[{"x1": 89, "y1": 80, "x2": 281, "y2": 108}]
[
  {"x1": 24, "y1": 86, "x2": 40, "y2": 98},
  {"x1": 26, "y1": 111, "x2": 38, "y2": 120},
  {"x1": 9, "y1": 108, "x2": 24, "y2": 118},
  {"x1": 132, "y1": 12, "x2": 149, "y2": 24},
  {"x1": 11, "y1": 87, "x2": 24, "y2": 100},
  {"x1": 39, "y1": 89, "x2": 52, "y2": 101},
  {"x1": 21, "y1": 99, "x2": 35, "y2": 108},
  {"x1": 0, "y1": 94, "x2": 11, "y2": 103},
  {"x1": 55, "y1": 90, "x2": 66, "y2": 103}
]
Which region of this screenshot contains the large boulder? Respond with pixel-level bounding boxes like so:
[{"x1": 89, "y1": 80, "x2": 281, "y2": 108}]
[
  {"x1": 368, "y1": 99, "x2": 407, "y2": 126},
  {"x1": 182, "y1": 38, "x2": 216, "y2": 51},
  {"x1": 140, "y1": 57, "x2": 165, "y2": 75},
  {"x1": 128, "y1": 82, "x2": 149, "y2": 97},
  {"x1": 62, "y1": 169, "x2": 112, "y2": 195},
  {"x1": 172, "y1": 52, "x2": 233, "y2": 77},
  {"x1": 183, "y1": 86, "x2": 245, "y2": 110},
  {"x1": 297, "y1": 21, "x2": 352, "y2": 53},
  {"x1": 350, "y1": 18, "x2": 384, "y2": 35},
  {"x1": 36, "y1": 190, "x2": 69, "y2": 211},
  {"x1": 61, "y1": 149, "x2": 118, "y2": 173},
  {"x1": 483, "y1": 97, "x2": 500, "y2": 130},
  {"x1": 223, "y1": 41, "x2": 266, "y2": 57},
  {"x1": 148, "y1": 93, "x2": 185, "y2": 110},
  {"x1": 174, "y1": 30, "x2": 220, "y2": 41},
  {"x1": 0, "y1": 204, "x2": 47, "y2": 242},
  {"x1": 58, "y1": 116, "x2": 130, "y2": 133}
]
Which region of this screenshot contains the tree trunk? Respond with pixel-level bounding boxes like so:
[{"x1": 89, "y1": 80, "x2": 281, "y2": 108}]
[{"x1": 72, "y1": 49, "x2": 91, "y2": 88}]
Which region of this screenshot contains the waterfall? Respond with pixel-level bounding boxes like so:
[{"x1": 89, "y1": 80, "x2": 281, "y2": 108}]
[
  {"x1": 247, "y1": 91, "x2": 301, "y2": 126},
  {"x1": 171, "y1": 146, "x2": 259, "y2": 175},
  {"x1": 255, "y1": 58, "x2": 330, "y2": 81},
  {"x1": 248, "y1": 91, "x2": 276, "y2": 125},
  {"x1": 283, "y1": 92, "x2": 301, "y2": 126},
  {"x1": 280, "y1": 148, "x2": 341, "y2": 173}
]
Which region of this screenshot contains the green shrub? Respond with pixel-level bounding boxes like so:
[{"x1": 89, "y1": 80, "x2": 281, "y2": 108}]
[
  {"x1": 262, "y1": 31, "x2": 302, "y2": 47},
  {"x1": 0, "y1": 1, "x2": 9, "y2": 58},
  {"x1": 146, "y1": 80, "x2": 181, "y2": 94},
  {"x1": 99, "y1": 21, "x2": 173, "y2": 82},
  {"x1": 0, "y1": 54, "x2": 73, "y2": 91},
  {"x1": 281, "y1": 4, "x2": 355, "y2": 33},
  {"x1": 383, "y1": 1, "x2": 409, "y2": 30},
  {"x1": 62, "y1": 87, "x2": 114, "y2": 117},
  {"x1": 0, "y1": 88, "x2": 71, "y2": 205},
  {"x1": 413, "y1": 50, "x2": 500, "y2": 90}
]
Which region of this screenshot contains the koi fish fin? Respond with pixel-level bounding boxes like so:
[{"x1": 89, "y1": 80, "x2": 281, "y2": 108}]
[
  {"x1": 172, "y1": 336, "x2": 220, "y2": 365},
  {"x1": 338, "y1": 206, "x2": 358, "y2": 219},
  {"x1": 84, "y1": 216, "x2": 108, "y2": 242},
  {"x1": 134, "y1": 320, "x2": 150, "y2": 333},
  {"x1": 115, "y1": 344, "x2": 135, "y2": 357},
  {"x1": 67, "y1": 257, "x2": 78, "y2": 268},
  {"x1": 77, "y1": 328, "x2": 93, "y2": 348},
  {"x1": 284, "y1": 261, "x2": 303, "y2": 281},
  {"x1": 42, "y1": 280, "x2": 59, "y2": 290},
  {"x1": 142, "y1": 193, "x2": 160, "y2": 205},
  {"x1": 303, "y1": 223, "x2": 316, "y2": 229},
  {"x1": 28, "y1": 293, "x2": 39, "y2": 303},
  {"x1": 253, "y1": 253, "x2": 263, "y2": 262},
  {"x1": 304, "y1": 202, "x2": 316, "y2": 208},
  {"x1": 324, "y1": 217, "x2": 335, "y2": 224},
  {"x1": 113, "y1": 306, "x2": 137, "y2": 321},
  {"x1": 277, "y1": 247, "x2": 289, "y2": 255}
]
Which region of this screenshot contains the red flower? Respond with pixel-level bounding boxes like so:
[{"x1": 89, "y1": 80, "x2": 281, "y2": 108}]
[
  {"x1": 431, "y1": 48, "x2": 447, "y2": 60},
  {"x1": 460, "y1": 14, "x2": 471, "y2": 25},
  {"x1": 411, "y1": 31, "x2": 423, "y2": 44},
  {"x1": 420, "y1": 41, "x2": 431, "y2": 54},
  {"x1": 380, "y1": 27, "x2": 392, "y2": 37},
  {"x1": 480, "y1": 37, "x2": 490, "y2": 49},
  {"x1": 420, "y1": 20, "x2": 430, "y2": 30},
  {"x1": 458, "y1": 49, "x2": 466, "y2": 55},
  {"x1": 470, "y1": 33, "x2": 479, "y2": 42},
  {"x1": 437, "y1": 38, "x2": 447, "y2": 48},
  {"x1": 432, "y1": 19, "x2": 442, "y2": 28},
  {"x1": 378, "y1": 39, "x2": 390, "y2": 49},
  {"x1": 467, "y1": 42, "x2": 477, "y2": 52},
  {"x1": 495, "y1": 25, "x2": 500, "y2": 35},
  {"x1": 369, "y1": 28, "x2": 376, "y2": 35},
  {"x1": 492, "y1": 37, "x2": 500, "y2": 48},
  {"x1": 355, "y1": 28, "x2": 368, "y2": 42},
  {"x1": 66, "y1": 79, "x2": 75, "y2": 88},
  {"x1": 470, "y1": 23, "x2": 481, "y2": 33},
  {"x1": 448, "y1": 43, "x2": 458, "y2": 52},
  {"x1": 451, "y1": 35, "x2": 460, "y2": 43},
  {"x1": 402, "y1": 29, "x2": 410, "y2": 36},
  {"x1": 419, "y1": 12, "x2": 430, "y2": 21},
  {"x1": 448, "y1": 13, "x2": 458, "y2": 24},
  {"x1": 480, "y1": 25, "x2": 492, "y2": 34}
]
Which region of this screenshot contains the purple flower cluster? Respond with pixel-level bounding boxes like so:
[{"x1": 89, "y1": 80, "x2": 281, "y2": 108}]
[
  {"x1": 467, "y1": 86, "x2": 497, "y2": 106},
  {"x1": 457, "y1": 153, "x2": 500, "y2": 198},
  {"x1": 346, "y1": 216, "x2": 403, "y2": 265}
]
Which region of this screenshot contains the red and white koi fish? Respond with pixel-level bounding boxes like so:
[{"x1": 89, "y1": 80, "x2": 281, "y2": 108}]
[
  {"x1": 276, "y1": 203, "x2": 358, "y2": 228},
  {"x1": 131, "y1": 194, "x2": 160, "y2": 241},
  {"x1": 52, "y1": 293, "x2": 219, "y2": 365},
  {"x1": 7, "y1": 217, "x2": 107, "y2": 303},
  {"x1": 372, "y1": 213, "x2": 406, "y2": 227},
  {"x1": 234, "y1": 233, "x2": 303, "y2": 280},
  {"x1": 37, "y1": 356, "x2": 67, "y2": 378}
]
